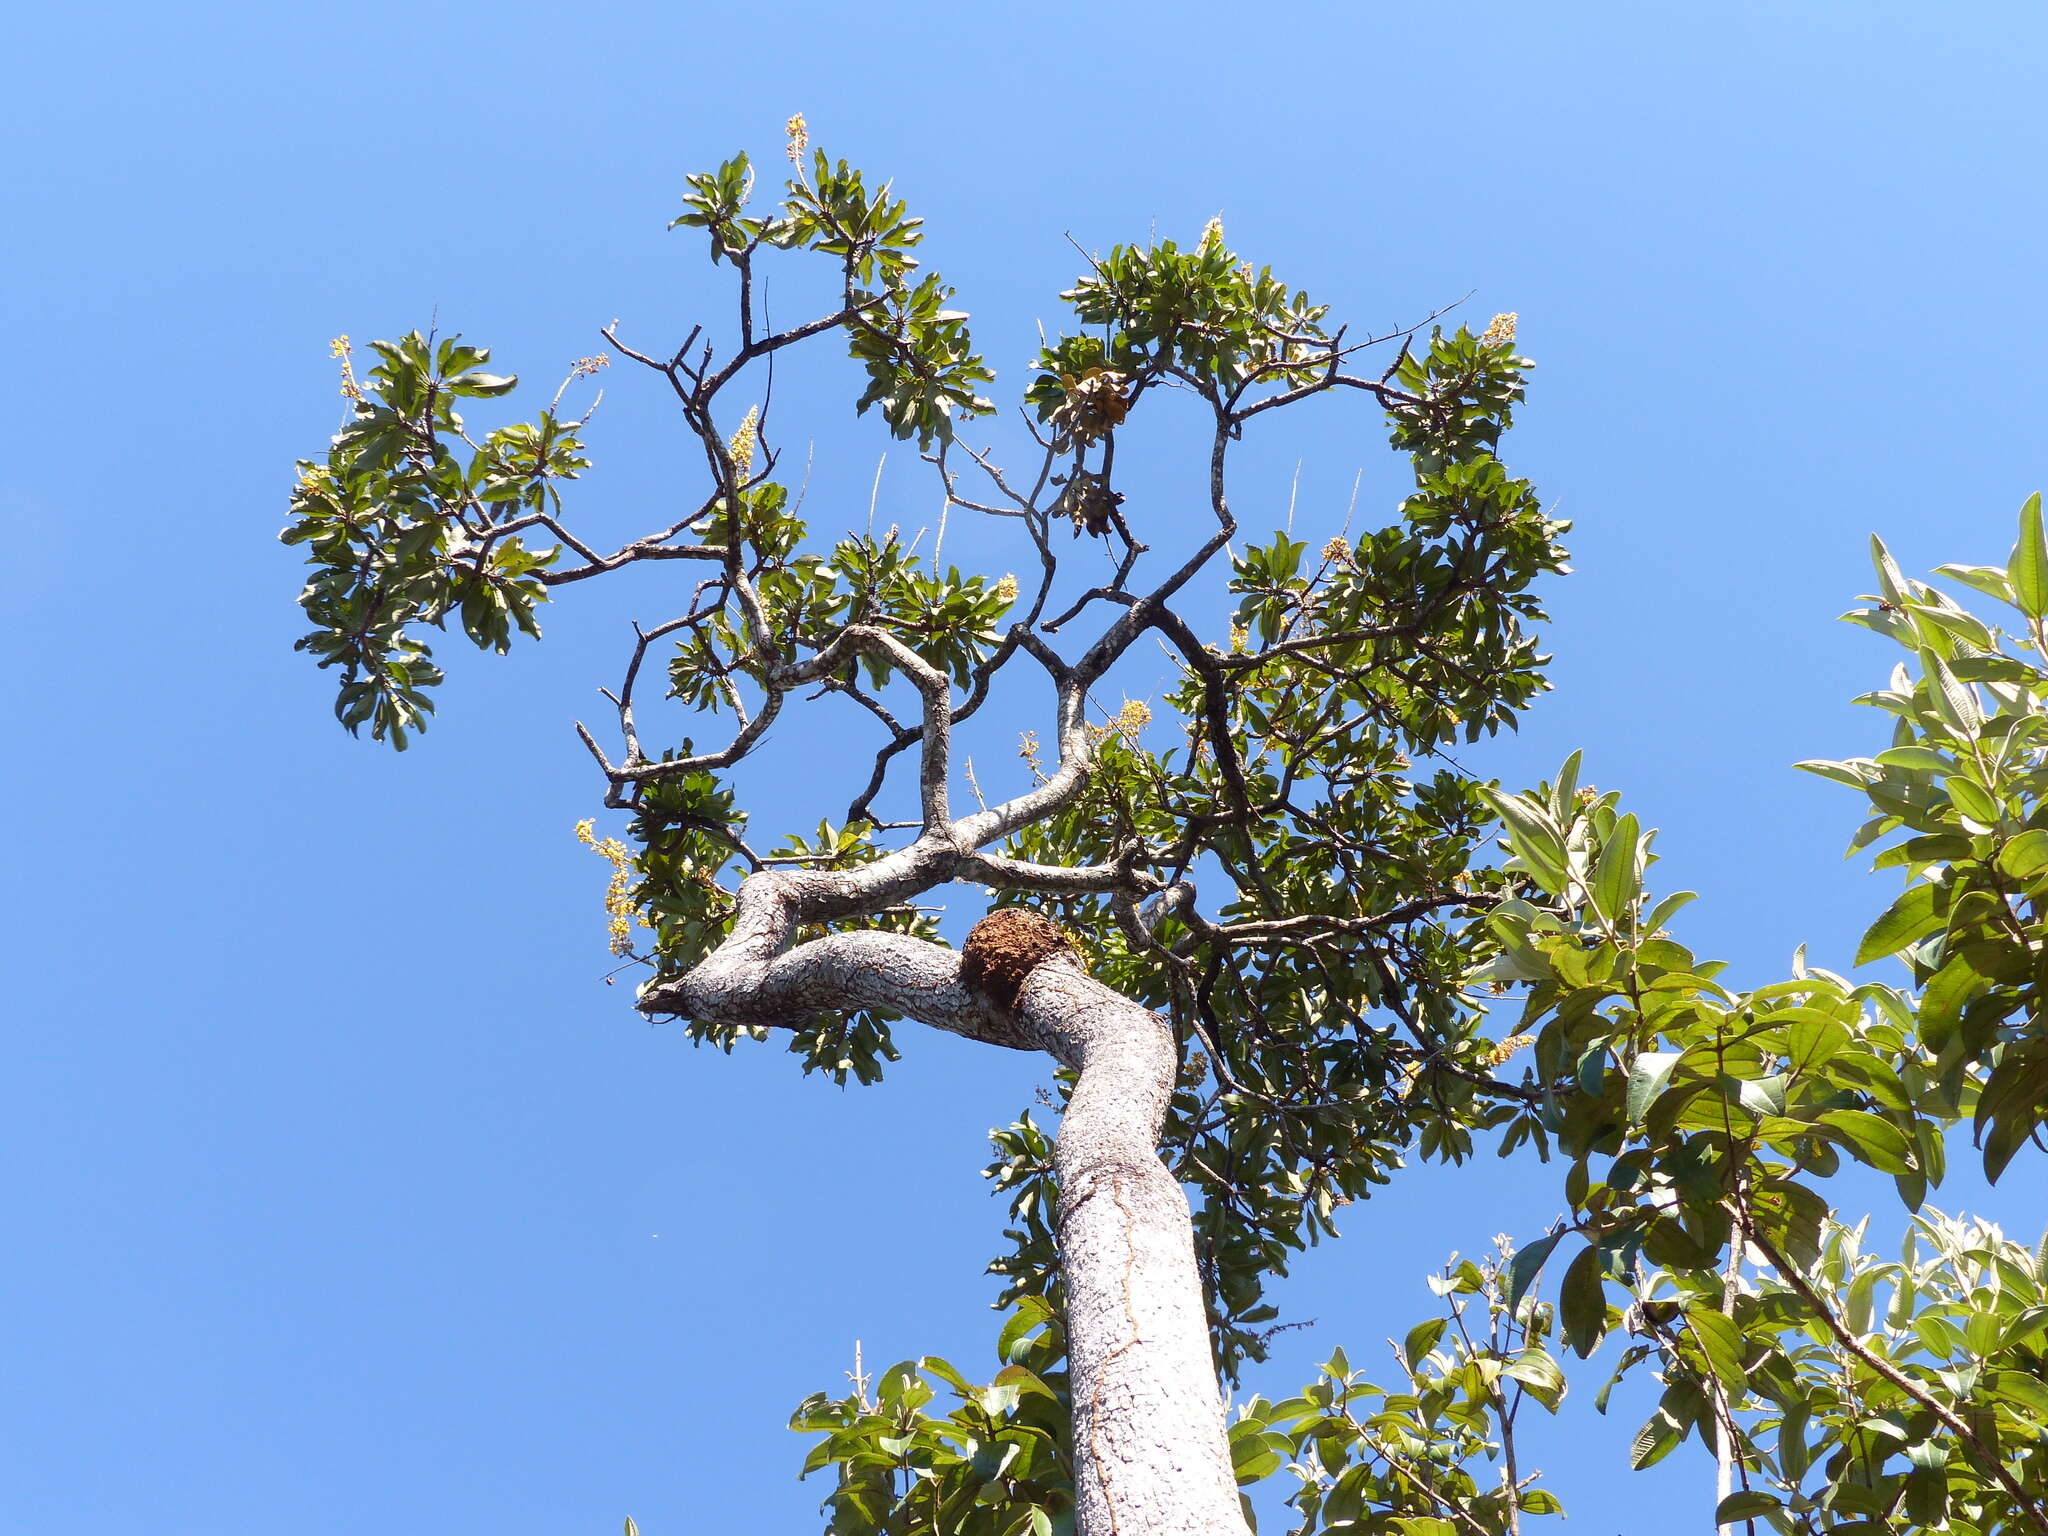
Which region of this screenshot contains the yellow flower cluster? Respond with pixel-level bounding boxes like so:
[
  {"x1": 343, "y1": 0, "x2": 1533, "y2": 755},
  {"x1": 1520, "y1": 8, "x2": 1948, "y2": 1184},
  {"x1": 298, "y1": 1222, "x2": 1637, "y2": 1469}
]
[
  {"x1": 785, "y1": 112, "x2": 809, "y2": 167},
  {"x1": 1228, "y1": 621, "x2": 1250, "y2": 654},
  {"x1": 727, "y1": 405, "x2": 759, "y2": 479},
  {"x1": 1199, "y1": 215, "x2": 1225, "y2": 249},
  {"x1": 1481, "y1": 312, "x2": 1519, "y2": 347},
  {"x1": 575, "y1": 818, "x2": 645, "y2": 956},
  {"x1": 1321, "y1": 535, "x2": 1355, "y2": 567},
  {"x1": 1084, "y1": 698, "x2": 1154, "y2": 748},
  {"x1": 1479, "y1": 1033, "x2": 1536, "y2": 1068},
  {"x1": 330, "y1": 335, "x2": 362, "y2": 400},
  {"x1": 993, "y1": 573, "x2": 1019, "y2": 606},
  {"x1": 567, "y1": 354, "x2": 609, "y2": 380}
]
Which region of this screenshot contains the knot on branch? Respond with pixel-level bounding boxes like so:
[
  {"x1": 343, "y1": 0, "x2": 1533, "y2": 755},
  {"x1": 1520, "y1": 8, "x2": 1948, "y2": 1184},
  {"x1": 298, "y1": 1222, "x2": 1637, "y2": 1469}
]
[{"x1": 960, "y1": 907, "x2": 1074, "y2": 1010}]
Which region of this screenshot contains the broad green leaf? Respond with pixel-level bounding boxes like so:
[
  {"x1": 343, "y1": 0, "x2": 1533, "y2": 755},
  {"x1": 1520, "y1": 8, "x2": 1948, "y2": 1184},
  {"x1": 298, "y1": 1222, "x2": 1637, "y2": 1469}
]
[
  {"x1": 1999, "y1": 827, "x2": 2048, "y2": 879},
  {"x1": 1795, "y1": 758, "x2": 1875, "y2": 789},
  {"x1": 1506, "y1": 1231, "x2": 1564, "y2": 1310},
  {"x1": 1642, "y1": 889, "x2": 1697, "y2": 935},
  {"x1": 1855, "y1": 882, "x2": 1942, "y2": 965},
  {"x1": 1687, "y1": 1308, "x2": 1746, "y2": 1391},
  {"x1": 1715, "y1": 1491, "x2": 1782, "y2": 1522},
  {"x1": 1945, "y1": 772, "x2": 1999, "y2": 825},
  {"x1": 1992, "y1": 1368, "x2": 2048, "y2": 1414},
  {"x1": 1871, "y1": 534, "x2": 1910, "y2": 607},
  {"x1": 1938, "y1": 561, "x2": 2014, "y2": 603},
  {"x1": 1779, "y1": 1399, "x2": 1812, "y2": 1485},
  {"x1": 2013, "y1": 491, "x2": 2048, "y2": 619},
  {"x1": 1482, "y1": 787, "x2": 1570, "y2": 894},
  {"x1": 1547, "y1": 749, "x2": 1583, "y2": 825},
  {"x1": 1817, "y1": 1109, "x2": 1915, "y2": 1174},
  {"x1": 1503, "y1": 1347, "x2": 1566, "y2": 1409},
  {"x1": 1626, "y1": 1051, "x2": 1683, "y2": 1124},
  {"x1": 1402, "y1": 1317, "x2": 1447, "y2": 1369},
  {"x1": 1922, "y1": 649, "x2": 1984, "y2": 734},
  {"x1": 1875, "y1": 745, "x2": 1955, "y2": 773},
  {"x1": 1997, "y1": 1304, "x2": 2048, "y2": 1353},
  {"x1": 1590, "y1": 812, "x2": 1641, "y2": 925},
  {"x1": 1629, "y1": 1408, "x2": 1683, "y2": 1469},
  {"x1": 1560, "y1": 1244, "x2": 1607, "y2": 1359}
]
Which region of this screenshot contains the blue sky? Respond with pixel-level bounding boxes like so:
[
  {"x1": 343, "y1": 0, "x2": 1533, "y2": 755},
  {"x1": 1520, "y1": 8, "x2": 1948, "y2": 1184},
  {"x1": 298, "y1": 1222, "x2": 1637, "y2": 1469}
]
[{"x1": 5, "y1": 2, "x2": 2046, "y2": 1531}]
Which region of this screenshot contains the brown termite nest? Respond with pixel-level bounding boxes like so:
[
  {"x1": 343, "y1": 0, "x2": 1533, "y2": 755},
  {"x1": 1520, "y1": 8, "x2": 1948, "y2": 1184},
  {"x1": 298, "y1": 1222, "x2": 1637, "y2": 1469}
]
[{"x1": 960, "y1": 907, "x2": 1074, "y2": 1010}]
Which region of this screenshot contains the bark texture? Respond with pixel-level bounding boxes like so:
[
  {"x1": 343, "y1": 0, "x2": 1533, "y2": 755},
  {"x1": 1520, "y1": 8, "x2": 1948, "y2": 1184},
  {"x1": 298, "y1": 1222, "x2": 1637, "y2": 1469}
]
[
  {"x1": 1013, "y1": 950, "x2": 1247, "y2": 1536},
  {"x1": 643, "y1": 872, "x2": 1248, "y2": 1536}
]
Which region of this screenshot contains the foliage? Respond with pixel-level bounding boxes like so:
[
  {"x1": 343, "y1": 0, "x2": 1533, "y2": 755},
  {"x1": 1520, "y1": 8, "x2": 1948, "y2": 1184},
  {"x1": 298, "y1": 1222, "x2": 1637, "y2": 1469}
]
[
  {"x1": 282, "y1": 333, "x2": 571, "y2": 745},
  {"x1": 1241, "y1": 1243, "x2": 1569, "y2": 1536},
  {"x1": 1797, "y1": 499, "x2": 2048, "y2": 1180},
  {"x1": 283, "y1": 126, "x2": 2048, "y2": 1536},
  {"x1": 1457, "y1": 508, "x2": 2048, "y2": 1534},
  {"x1": 789, "y1": 1299, "x2": 1075, "y2": 1536}
]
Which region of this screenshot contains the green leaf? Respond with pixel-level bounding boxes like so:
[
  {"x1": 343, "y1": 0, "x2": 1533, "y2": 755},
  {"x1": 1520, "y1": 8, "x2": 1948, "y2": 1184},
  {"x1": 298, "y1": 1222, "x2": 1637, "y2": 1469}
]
[
  {"x1": 1999, "y1": 828, "x2": 2048, "y2": 879},
  {"x1": 1946, "y1": 772, "x2": 1999, "y2": 825},
  {"x1": 1979, "y1": 1046, "x2": 2048, "y2": 1181},
  {"x1": 447, "y1": 370, "x2": 518, "y2": 397},
  {"x1": 1626, "y1": 1051, "x2": 1683, "y2": 1124},
  {"x1": 1642, "y1": 890, "x2": 1697, "y2": 935},
  {"x1": 1991, "y1": 1368, "x2": 2048, "y2": 1415},
  {"x1": 1795, "y1": 757, "x2": 1876, "y2": 789},
  {"x1": 1855, "y1": 882, "x2": 1942, "y2": 965},
  {"x1": 1547, "y1": 750, "x2": 1584, "y2": 824},
  {"x1": 1591, "y1": 812, "x2": 1641, "y2": 925},
  {"x1": 1503, "y1": 1346, "x2": 1566, "y2": 1409},
  {"x1": 1402, "y1": 1317, "x2": 1447, "y2": 1369},
  {"x1": 1687, "y1": 1308, "x2": 1747, "y2": 1391},
  {"x1": 1629, "y1": 1408, "x2": 1683, "y2": 1469},
  {"x1": 1875, "y1": 745, "x2": 1956, "y2": 773},
  {"x1": 1939, "y1": 561, "x2": 2015, "y2": 603},
  {"x1": 2013, "y1": 491, "x2": 2048, "y2": 619},
  {"x1": 1715, "y1": 1491, "x2": 1782, "y2": 1522},
  {"x1": 1779, "y1": 1399, "x2": 1812, "y2": 1484},
  {"x1": 1560, "y1": 1244, "x2": 1607, "y2": 1359},
  {"x1": 1482, "y1": 787, "x2": 1570, "y2": 894},
  {"x1": 1817, "y1": 1109, "x2": 1915, "y2": 1174},
  {"x1": 1996, "y1": 1304, "x2": 2048, "y2": 1353},
  {"x1": 1922, "y1": 649, "x2": 1984, "y2": 734},
  {"x1": 1871, "y1": 534, "x2": 1911, "y2": 606},
  {"x1": 1507, "y1": 1231, "x2": 1564, "y2": 1310}
]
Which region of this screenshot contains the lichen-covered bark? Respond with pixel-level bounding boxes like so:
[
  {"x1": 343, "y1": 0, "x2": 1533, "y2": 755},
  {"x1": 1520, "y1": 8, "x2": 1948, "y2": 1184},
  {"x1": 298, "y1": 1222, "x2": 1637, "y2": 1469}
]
[{"x1": 643, "y1": 871, "x2": 1248, "y2": 1536}]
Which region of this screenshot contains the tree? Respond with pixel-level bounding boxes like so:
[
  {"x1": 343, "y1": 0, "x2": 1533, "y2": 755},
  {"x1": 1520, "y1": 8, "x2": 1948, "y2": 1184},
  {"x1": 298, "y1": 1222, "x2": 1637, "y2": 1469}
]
[
  {"x1": 282, "y1": 120, "x2": 1564, "y2": 1536},
  {"x1": 1450, "y1": 512, "x2": 2048, "y2": 1535},
  {"x1": 281, "y1": 126, "x2": 2048, "y2": 1536}
]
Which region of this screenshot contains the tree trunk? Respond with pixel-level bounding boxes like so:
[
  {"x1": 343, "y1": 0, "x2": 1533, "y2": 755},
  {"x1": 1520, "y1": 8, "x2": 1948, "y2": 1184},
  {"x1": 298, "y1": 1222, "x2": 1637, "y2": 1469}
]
[
  {"x1": 1016, "y1": 952, "x2": 1248, "y2": 1536},
  {"x1": 645, "y1": 871, "x2": 1249, "y2": 1536}
]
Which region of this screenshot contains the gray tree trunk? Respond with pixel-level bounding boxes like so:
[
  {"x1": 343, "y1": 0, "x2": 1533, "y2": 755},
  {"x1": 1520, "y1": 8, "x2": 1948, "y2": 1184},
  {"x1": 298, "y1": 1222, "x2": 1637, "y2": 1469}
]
[{"x1": 645, "y1": 868, "x2": 1249, "y2": 1536}]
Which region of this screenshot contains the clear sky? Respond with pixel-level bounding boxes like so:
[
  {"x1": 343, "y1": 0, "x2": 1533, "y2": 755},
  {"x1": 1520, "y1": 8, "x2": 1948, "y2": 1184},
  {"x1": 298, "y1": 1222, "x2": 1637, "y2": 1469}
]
[{"x1": 6, "y1": 2, "x2": 2046, "y2": 1531}]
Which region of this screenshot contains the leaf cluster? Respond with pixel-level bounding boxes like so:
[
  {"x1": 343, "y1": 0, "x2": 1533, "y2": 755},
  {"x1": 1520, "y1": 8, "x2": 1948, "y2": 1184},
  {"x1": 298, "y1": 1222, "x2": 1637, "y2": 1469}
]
[
  {"x1": 1799, "y1": 501, "x2": 2048, "y2": 1178},
  {"x1": 281, "y1": 333, "x2": 573, "y2": 745}
]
